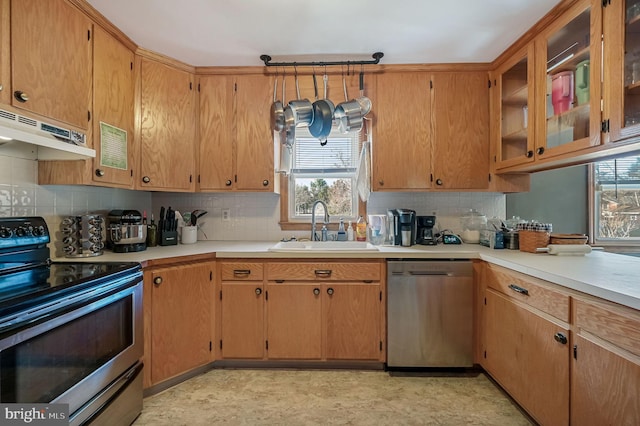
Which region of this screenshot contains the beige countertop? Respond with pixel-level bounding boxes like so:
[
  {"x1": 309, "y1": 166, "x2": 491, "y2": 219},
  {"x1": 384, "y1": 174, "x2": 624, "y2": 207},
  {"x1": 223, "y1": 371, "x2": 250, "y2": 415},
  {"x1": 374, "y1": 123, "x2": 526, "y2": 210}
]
[{"x1": 54, "y1": 241, "x2": 640, "y2": 310}]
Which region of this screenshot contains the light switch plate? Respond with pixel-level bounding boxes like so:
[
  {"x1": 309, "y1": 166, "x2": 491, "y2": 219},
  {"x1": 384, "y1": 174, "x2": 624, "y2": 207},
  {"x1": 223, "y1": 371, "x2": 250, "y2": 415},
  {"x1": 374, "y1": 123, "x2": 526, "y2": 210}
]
[{"x1": 222, "y1": 208, "x2": 230, "y2": 221}]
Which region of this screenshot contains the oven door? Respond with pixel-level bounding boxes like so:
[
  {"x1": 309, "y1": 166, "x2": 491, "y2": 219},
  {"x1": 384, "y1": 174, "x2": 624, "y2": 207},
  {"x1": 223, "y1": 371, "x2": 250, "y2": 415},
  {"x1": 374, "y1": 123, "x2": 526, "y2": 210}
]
[{"x1": 0, "y1": 275, "x2": 143, "y2": 424}]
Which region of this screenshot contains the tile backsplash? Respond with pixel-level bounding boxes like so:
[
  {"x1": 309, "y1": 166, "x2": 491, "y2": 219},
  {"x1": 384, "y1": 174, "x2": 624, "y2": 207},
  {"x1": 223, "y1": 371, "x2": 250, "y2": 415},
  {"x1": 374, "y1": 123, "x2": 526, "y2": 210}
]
[{"x1": 1, "y1": 151, "x2": 505, "y2": 245}]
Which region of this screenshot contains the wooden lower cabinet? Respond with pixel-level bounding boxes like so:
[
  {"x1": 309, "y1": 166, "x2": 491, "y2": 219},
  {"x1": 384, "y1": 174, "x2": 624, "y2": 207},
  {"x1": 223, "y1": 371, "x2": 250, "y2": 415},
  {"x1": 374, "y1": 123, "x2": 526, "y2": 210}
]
[
  {"x1": 266, "y1": 283, "x2": 323, "y2": 359},
  {"x1": 144, "y1": 262, "x2": 214, "y2": 388},
  {"x1": 324, "y1": 283, "x2": 381, "y2": 360},
  {"x1": 220, "y1": 282, "x2": 264, "y2": 359},
  {"x1": 483, "y1": 289, "x2": 570, "y2": 426}
]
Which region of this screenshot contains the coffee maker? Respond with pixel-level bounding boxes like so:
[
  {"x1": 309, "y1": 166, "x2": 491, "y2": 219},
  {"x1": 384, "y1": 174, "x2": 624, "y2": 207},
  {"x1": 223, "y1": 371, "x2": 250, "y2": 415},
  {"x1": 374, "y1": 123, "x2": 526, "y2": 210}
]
[
  {"x1": 416, "y1": 215, "x2": 437, "y2": 245},
  {"x1": 106, "y1": 209, "x2": 147, "y2": 253},
  {"x1": 397, "y1": 209, "x2": 416, "y2": 247}
]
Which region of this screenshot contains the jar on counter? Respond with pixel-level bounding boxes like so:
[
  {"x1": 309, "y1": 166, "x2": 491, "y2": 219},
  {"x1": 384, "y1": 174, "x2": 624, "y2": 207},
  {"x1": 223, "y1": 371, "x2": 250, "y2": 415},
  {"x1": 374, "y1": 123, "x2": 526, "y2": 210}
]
[{"x1": 460, "y1": 209, "x2": 487, "y2": 244}]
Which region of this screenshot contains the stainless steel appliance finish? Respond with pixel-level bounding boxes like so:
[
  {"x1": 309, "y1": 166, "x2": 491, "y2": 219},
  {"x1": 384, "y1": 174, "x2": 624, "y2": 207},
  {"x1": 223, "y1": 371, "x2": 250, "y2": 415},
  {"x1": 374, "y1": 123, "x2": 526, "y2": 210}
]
[
  {"x1": 387, "y1": 260, "x2": 474, "y2": 367},
  {"x1": 0, "y1": 216, "x2": 143, "y2": 426},
  {"x1": 397, "y1": 209, "x2": 416, "y2": 247},
  {"x1": 106, "y1": 210, "x2": 147, "y2": 253}
]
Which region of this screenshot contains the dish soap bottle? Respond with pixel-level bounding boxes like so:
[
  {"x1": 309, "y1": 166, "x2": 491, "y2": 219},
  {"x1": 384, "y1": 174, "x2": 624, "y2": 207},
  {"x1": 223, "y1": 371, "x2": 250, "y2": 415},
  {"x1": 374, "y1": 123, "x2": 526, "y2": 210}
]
[
  {"x1": 347, "y1": 221, "x2": 354, "y2": 241},
  {"x1": 356, "y1": 216, "x2": 367, "y2": 242},
  {"x1": 337, "y1": 218, "x2": 347, "y2": 241}
]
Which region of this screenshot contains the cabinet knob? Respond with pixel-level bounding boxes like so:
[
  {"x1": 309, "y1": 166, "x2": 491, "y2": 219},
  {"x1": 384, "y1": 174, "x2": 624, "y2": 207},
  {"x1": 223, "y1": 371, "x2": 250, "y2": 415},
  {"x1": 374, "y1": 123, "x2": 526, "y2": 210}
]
[
  {"x1": 536, "y1": 147, "x2": 545, "y2": 155},
  {"x1": 153, "y1": 276, "x2": 163, "y2": 286},
  {"x1": 225, "y1": 179, "x2": 232, "y2": 186},
  {"x1": 142, "y1": 176, "x2": 151, "y2": 184},
  {"x1": 554, "y1": 332, "x2": 568, "y2": 345},
  {"x1": 526, "y1": 150, "x2": 534, "y2": 158},
  {"x1": 255, "y1": 287, "x2": 262, "y2": 296},
  {"x1": 327, "y1": 287, "x2": 334, "y2": 296},
  {"x1": 313, "y1": 287, "x2": 320, "y2": 296},
  {"x1": 14, "y1": 91, "x2": 29, "y2": 102},
  {"x1": 435, "y1": 179, "x2": 443, "y2": 186},
  {"x1": 0, "y1": 84, "x2": 3, "y2": 92},
  {"x1": 262, "y1": 179, "x2": 269, "y2": 186},
  {"x1": 378, "y1": 180, "x2": 384, "y2": 186},
  {"x1": 95, "y1": 169, "x2": 105, "y2": 177}
]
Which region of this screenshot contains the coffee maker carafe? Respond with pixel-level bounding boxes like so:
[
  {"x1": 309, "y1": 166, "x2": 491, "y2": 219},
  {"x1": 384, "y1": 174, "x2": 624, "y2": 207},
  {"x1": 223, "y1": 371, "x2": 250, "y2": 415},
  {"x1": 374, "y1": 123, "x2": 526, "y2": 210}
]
[
  {"x1": 397, "y1": 209, "x2": 416, "y2": 247},
  {"x1": 416, "y1": 215, "x2": 437, "y2": 245},
  {"x1": 106, "y1": 209, "x2": 147, "y2": 253}
]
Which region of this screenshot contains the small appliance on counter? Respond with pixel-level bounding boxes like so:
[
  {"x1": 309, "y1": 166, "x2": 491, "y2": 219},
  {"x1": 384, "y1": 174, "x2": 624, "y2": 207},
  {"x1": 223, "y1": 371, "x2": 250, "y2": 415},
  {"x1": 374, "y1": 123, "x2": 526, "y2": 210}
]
[
  {"x1": 61, "y1": 214, "x2": 104, "y2": 257},
  {"x1": 106, "y1": 210, "x2": 147, "y2": 253},
  {"x1": 416, "y1": 215, "x2": 437, "y2": 245},
  {"x1": 397, "y1": 209, "x2": 416, "y2": 247},
  {"x1": 387, "y1": 209, "x2": 400, "y2": 245}
]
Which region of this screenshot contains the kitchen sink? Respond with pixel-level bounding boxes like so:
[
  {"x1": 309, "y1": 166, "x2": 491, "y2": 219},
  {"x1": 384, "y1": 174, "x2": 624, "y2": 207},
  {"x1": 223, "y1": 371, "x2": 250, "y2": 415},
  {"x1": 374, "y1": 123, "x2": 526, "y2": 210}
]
[{"x1": 268, "y1": 241, "x2": 379, "y2": 252}]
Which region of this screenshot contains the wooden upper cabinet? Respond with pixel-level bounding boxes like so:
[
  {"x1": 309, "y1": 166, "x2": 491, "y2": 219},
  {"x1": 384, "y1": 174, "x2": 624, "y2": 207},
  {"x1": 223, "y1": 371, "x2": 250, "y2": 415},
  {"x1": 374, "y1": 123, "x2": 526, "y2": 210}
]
[
  {"x1": 198, "y1": 75, "x2": 234, "y2": 190},
  {"x1": 0, "y1": 0, "x2": 10, "y2": 105},
  {"x1": 92, "y1": 26, "x2": 135, "y2": 187},
  {"x1": 139, "y1": 58, "x2": 196, "y2": 191},
  {"x1": 235, "y1": 74, "x2": 276, "y2": 191},
  {"x1": 11, "y1": 0, "x2": 92, "y2": 130},
  {"x1": 372, "y1": 72, "x2": 431, "y2": 191},
  {"x1": 431, "y1": 72, "x2": 490, "y2": 189}
]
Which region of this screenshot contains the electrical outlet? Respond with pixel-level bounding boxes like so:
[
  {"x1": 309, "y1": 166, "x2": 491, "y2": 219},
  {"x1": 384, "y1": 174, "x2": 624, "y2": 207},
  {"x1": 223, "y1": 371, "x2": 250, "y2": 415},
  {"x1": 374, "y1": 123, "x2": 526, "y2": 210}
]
[{"x1": 222, "y1": 208, "x2": 230, "y2": 221}]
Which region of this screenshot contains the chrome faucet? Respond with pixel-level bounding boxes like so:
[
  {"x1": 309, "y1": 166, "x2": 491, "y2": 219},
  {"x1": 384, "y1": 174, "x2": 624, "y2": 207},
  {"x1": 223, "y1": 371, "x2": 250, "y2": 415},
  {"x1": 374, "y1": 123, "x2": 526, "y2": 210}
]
[{"x1": 311, "y1": 200, "x2": 330, "y2": 241}]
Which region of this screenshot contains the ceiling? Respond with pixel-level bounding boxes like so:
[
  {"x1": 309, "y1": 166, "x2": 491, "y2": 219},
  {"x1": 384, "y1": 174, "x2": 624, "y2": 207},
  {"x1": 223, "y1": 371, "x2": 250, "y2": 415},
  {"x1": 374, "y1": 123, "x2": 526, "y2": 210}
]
[{"x1": 86, "y1": 0, "x2": 562, "y2": 67}]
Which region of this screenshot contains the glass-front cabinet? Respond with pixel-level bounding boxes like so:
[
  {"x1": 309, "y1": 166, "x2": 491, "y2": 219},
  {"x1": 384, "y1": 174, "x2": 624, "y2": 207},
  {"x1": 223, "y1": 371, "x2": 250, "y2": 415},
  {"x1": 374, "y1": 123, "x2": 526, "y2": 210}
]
[
  {"x1": 534, "y1": 0, "x2": 602, "y2": 159},
  {"x1": 603, "y1": 0, "x2": 640, "y2": 143},
  {"x1": 494, "y1": 43, "x2": 535, "y2": 170}
]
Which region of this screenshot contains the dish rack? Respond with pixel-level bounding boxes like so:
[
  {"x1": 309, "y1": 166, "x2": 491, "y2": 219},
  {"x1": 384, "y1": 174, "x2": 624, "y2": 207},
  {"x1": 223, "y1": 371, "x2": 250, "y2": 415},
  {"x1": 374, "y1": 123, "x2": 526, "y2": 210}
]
[{"x1": 61, "y1": 214, "x2": 104, "y2": 257}]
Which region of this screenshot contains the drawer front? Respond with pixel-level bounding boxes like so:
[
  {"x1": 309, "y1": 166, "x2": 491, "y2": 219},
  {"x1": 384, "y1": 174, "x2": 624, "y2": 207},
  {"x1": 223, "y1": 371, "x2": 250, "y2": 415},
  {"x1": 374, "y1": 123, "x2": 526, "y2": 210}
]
[
  {"x1": 574, "y1": 298, "x2": 640, "y2": 358},
  {"x1": 221, "y1": 262, "x2": 264, "y2": 281},
  {"x1": 266, "y1": 262, "x2": 381, "y2": 282},
  {"x1": 485, "y1": 264, "x2": 570, "y2": 322}
]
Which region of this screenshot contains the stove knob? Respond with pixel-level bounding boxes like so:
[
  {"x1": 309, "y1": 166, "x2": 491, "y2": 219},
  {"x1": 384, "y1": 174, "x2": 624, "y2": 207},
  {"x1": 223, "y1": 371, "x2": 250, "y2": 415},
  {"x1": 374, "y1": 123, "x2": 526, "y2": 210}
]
[
  {"x1": 0, "y1": 227, "x2": 11, "y2": 238},
  {"x1": 32, "y1": 226, "x2": 46, "y2": 236},
  {"x1": 15, "y1": 227, "x2": 26, "y2": 237}
]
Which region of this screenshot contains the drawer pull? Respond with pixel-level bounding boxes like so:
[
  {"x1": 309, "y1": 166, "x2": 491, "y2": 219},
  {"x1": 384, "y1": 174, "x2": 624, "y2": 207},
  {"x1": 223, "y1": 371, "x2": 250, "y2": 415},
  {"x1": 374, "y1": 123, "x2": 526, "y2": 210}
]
[
  {"x1": 313, "y1": 288, "x2": 320, "y2": 296},
  {"x1": 508, "y1": 284, "x2": 529, "y2": 296},
  {"x1": 314, "y1": 270, "x2": 332, "y2": 278},
  {"x1": 554, "y1": 332, "x2": 568, "y2": 345},
  {"x1": 233, "y1": 269, "x2": 251, "y2": 277}
]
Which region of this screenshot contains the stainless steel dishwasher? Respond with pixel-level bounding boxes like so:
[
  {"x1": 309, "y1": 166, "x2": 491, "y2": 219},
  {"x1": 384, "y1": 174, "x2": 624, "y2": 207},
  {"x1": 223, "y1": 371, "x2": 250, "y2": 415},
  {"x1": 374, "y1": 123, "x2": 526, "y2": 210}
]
[{"x1": 387, "y1": 260, "x2": 474, "y2": 368}]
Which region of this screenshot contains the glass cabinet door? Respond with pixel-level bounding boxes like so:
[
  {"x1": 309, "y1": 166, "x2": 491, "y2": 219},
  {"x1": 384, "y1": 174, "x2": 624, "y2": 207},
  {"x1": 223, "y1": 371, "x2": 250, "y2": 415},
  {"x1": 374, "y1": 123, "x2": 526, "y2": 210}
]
[
  {"x1": 495, "y1": 44, "x2": 535, "y2": 169},
  {"x1": 536, "y1": 0, "x2": 601, "y2": 158},
  {"x1": 603, "y1": 0, "x2": 640, "y2": 142}
]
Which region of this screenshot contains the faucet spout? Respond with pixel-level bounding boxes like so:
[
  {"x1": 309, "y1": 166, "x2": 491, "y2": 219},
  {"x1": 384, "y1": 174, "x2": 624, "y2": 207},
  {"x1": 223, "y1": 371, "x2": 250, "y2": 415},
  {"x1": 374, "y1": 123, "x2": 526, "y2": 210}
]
[{"x1": 311, "y1": 200, "x2": 330, "y2": 241}]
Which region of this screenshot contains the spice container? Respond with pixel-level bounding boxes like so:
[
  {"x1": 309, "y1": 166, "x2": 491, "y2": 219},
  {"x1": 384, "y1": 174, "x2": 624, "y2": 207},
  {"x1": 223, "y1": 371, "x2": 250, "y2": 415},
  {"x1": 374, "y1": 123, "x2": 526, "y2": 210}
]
[{"x1": 460, "y1": 209, "x2": 487, "y2": 244}]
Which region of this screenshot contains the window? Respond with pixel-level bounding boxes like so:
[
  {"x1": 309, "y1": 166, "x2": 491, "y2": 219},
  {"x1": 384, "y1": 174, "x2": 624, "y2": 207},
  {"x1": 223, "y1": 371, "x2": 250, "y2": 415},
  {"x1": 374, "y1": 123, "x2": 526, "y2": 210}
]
[
  {"x1": 286, "y1": 127, "x2": 361, "y2": 223},
  {"x1": 592, "y1": 153, "x2": 640, "y2": 245}
]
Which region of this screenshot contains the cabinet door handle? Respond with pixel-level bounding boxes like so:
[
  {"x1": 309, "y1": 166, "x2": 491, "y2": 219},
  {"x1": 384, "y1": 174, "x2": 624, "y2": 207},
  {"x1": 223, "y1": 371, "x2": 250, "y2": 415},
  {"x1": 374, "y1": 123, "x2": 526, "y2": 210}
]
[
  {"x1": 313, "y1": 287, "x2": 320, "y2": 295},
  {"x1": 142, "y1": 176, "x2": 151, "y2": 183},
  {"x1": 378, "y1": 179, "x2": 384, "y2": 186},
  {"x1": 526, "y1": 150, "x2": 534, "y2": 158},
  {"x1": 314, "y1": 270, "x2": 332, "y2": 278},
  {"x1": 435, "y1": 178, "x2": 443, "y2": 186},
  {"x1": 554, "y1": 332, "x2": 568, "y2": 345},
  {"x1": 508, "y1": 284, "x2": 529, "y2": 295},
  {"x1": 233, "y1": 269, "x2": 251, "y2": 277},
  {"x1": 536, "y1": 147, "x2": 545, "y2": 155},
  {"x1": 95, "y1": 169, "x2": 105, "y2": 177},
  {"x1": 255, "y1": 287, "x2": 262, "y2": 296},
  {"x1": 262, "y1": 179, "x2": 269, "y2": 186},
  {"x1": 327, "y1": 287, "x2": 334, "y2": 295},
  {"x1": 14, "y1": 90, "x2": 29, "y2": 102},
  {"x1": 153, "y1": 276, "x2": 162, "y2": 286},
  {"x1": 225, "y1": 179, "x2": 232, "y2": 186}
]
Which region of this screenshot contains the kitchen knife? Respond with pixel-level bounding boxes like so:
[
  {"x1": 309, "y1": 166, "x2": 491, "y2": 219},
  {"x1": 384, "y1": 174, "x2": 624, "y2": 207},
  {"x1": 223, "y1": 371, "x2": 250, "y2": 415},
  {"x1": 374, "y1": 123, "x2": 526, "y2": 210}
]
[
  {"x1": 159, "y1": 206, "x2": 165, "y2": 233},
  {"x1": 166, "y1": 207, "x2": 172, "y2": 231}
]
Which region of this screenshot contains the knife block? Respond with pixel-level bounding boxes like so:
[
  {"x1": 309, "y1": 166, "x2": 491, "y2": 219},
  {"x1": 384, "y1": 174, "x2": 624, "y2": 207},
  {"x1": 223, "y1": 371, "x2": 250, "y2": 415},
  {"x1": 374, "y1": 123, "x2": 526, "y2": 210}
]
[{"x1": 159, "y1": 229, "x2": 178, "y2": 246}]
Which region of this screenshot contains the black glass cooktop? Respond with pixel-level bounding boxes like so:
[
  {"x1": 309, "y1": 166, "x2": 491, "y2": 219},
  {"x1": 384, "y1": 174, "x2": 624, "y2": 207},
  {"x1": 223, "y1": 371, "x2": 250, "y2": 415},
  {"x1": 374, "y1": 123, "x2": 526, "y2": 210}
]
[{"x1": 0, "y1": 262, "x2": 141, "y2": 317}]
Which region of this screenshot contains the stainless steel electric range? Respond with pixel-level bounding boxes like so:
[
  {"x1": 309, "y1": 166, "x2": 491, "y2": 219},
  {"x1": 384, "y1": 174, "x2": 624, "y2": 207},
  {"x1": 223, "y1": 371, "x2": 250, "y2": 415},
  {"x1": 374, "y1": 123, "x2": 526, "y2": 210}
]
[{"x1": 0, "y1": 216, "x2": 143, "y2": 425}]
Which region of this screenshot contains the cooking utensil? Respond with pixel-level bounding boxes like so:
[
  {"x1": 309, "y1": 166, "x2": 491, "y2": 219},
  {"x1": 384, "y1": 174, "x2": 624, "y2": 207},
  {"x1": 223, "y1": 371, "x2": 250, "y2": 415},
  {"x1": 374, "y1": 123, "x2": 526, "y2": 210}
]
[
  {"x1": 191, "y1": 209, "x2": 207, "y2": 226},
  {"x1": 309, "y1": 72, "x2": 334, "y2": 141},
  {"x1": 270, "y1": 73, "x2": 284, "y2": 132},
  {"x1": 288, "y1": 73, "x2": 313, "y2": 128},
  {"x1": 357, "y1": 70, "x2": 372, "y2": 116},
  {"x1": 334, "y1": 73, "x2": 363, "y2": 133}
]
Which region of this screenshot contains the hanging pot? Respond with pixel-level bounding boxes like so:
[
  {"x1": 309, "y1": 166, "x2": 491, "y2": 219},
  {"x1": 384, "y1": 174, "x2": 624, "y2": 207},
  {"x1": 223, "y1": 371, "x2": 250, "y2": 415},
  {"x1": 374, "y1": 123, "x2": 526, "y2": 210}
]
[
  {"x1": 270, "y1": 74, "x2": 284, "y2": 132},
  {"x1": 334, "y1": 74, "x2": 363, "y2": 133},
  {"x1": 288, "y1": 73, "x2": 313, "y2": 127},
  {"x1": 356, "y1": 71, "x2": 372, "y2": 116},
  {"x1": 309, "y1": 72, "x2": 334, "y2": 141}
]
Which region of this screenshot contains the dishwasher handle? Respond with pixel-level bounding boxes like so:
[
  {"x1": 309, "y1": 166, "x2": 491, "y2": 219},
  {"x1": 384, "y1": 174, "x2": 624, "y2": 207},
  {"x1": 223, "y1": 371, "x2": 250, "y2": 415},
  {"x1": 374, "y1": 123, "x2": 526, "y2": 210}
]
[{"x1": 391, "y1": 271, "x2": 452, "y2": 277}]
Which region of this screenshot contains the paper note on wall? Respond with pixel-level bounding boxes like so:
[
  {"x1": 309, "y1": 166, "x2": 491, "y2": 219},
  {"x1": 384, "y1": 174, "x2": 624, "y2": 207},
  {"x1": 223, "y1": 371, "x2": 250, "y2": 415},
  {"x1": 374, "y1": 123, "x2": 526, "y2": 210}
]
[{"x1": 100, "y1": 122, "x2": 127, "y2": 170}]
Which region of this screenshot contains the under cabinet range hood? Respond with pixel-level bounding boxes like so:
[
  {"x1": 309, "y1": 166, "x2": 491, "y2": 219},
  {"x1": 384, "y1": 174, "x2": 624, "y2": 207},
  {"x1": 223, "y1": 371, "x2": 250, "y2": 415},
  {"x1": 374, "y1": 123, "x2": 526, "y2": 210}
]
[{"x1": 0, "y1": 108, "x2": 95, "y2": 160}]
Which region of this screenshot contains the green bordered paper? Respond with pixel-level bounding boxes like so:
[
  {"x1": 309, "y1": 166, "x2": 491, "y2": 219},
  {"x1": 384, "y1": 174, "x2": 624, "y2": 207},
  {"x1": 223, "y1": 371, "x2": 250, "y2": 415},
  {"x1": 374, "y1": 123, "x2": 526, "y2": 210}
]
[{"x1": 99, "y1": 122, "x2": 127, "y2": 170}]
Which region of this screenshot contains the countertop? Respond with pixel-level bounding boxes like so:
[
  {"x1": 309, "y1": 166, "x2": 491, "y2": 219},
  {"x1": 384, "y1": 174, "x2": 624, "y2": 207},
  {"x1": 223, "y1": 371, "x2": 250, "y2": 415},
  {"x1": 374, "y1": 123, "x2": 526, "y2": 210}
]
[{"x1": 54, "y1": 241, "x2": 640, "y2": 310}]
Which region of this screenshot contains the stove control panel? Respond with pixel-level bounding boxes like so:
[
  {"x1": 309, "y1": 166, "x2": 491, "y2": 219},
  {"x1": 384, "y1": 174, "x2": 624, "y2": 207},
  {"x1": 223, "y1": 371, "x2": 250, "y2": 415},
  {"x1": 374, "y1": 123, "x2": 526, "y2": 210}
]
[{"x1": 0, "y1": 217, "x2": 50, "y2": 249}]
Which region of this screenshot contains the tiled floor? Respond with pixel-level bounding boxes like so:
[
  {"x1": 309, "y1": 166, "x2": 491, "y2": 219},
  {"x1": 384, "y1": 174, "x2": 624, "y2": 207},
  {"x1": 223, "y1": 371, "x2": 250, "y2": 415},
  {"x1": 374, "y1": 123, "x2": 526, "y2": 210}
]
[{"x1": 134, "y1": 369, "x2": 533, "y2": 425}]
